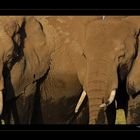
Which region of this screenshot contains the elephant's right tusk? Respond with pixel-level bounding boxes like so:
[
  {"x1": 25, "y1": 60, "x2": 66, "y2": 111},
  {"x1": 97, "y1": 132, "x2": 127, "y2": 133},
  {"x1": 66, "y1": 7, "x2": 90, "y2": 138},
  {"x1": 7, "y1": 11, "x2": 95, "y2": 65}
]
[
  {"x1": 107, "y1": 89, "x2": 116, "y2": 105},
  {"x1": 0, "y1": 91, "x2": 3, "y2": 115},
  {"x1": 99, "y1": 89, "x2": 116, "y2": 108},
  {"x1": 75, "y1": 90, "x2": 87, "y2": 113}
]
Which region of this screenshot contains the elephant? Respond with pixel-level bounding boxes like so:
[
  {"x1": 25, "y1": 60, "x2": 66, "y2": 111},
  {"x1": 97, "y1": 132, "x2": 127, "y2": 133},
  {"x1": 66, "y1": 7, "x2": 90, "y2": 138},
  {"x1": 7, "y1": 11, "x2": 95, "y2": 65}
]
[
  {"x1": 106, "y1": 16, "x2": 140, "y2": 124},
  {"x1": 1, "y1": 16, "x2": 106, "y2": 124},
  {"x1": 0, "y1": 16, "x2": 51, "y2": 124},
  {"x1": 35, "y1": 16, "x2": 106, "y2": 124},
  {"x1": 81, "y1": 17, "x2": 140, "y2": 124}
]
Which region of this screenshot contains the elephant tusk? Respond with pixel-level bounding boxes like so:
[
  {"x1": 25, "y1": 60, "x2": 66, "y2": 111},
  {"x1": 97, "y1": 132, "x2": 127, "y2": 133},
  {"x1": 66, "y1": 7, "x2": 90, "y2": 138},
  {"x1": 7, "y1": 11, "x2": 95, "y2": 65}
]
[
  {"x1": 99, "y1": 89, "x2": 116, "y2": 108},
  {"x1": 75, "y1": 90, "x2": 87, "y2": 113},
  {"x1": 108, "y1": 89, "x2": 116, "y2": 104},
  {"x1": 0, "y1": 91, "x2": 3, "y2": 115},
  {"x1": 103, "y1": 16, "x2": 106, "y2": 20}
]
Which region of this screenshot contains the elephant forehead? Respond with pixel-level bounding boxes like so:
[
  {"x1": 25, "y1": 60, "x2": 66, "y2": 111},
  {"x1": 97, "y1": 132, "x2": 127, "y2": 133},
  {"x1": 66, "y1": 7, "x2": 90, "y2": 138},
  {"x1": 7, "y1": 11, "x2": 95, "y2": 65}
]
[
  {"x1": 86, "y1": 23, "x2": 134, "y2": 50},
  {"x1": 87, "y1": 20, "x2": 133, "y2": 36}
]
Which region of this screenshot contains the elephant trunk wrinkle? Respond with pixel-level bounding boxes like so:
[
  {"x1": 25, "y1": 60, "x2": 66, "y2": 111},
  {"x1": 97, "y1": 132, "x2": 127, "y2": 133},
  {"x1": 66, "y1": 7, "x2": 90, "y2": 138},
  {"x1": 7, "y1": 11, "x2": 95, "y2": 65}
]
[
  {"x1": 88, "y1": 92, "x2": 106, "y2": 124},
  {"x1": 87, "y1": 80, "x2": 109, "y2": 124},
  {"x1": 87, "y1": 60, "x2": 117, "y2": 124}
]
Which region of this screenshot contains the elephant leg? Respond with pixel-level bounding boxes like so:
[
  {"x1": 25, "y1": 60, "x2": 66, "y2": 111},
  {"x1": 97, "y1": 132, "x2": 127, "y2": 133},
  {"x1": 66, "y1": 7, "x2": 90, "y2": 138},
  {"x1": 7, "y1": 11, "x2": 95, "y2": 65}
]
[
  {"x1": 127, "y1": 94, "x2": 140, "y2": 124},
  {"x1": 1, "y1": 99, "x2": 13, "y2": 124},
  {"x1": 11, "y1": 84, "x2": 36, "y2": 124},
  {"x1": 13, "y1": 93, "x2": 34, "y2": 124},
  {"x1": 1, "y1": 93, "x2": 34, "y2": 124}
]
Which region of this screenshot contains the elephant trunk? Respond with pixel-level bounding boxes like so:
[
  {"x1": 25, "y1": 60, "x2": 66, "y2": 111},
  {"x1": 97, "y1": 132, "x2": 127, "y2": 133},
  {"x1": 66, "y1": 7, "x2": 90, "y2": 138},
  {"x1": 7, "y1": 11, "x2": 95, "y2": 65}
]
[
  {"x1": 87, "y1": 81, "x2": 107, "y2": 124},
  {"x1": 86, "y1": 59, "x2": 118, "y2": 124}
]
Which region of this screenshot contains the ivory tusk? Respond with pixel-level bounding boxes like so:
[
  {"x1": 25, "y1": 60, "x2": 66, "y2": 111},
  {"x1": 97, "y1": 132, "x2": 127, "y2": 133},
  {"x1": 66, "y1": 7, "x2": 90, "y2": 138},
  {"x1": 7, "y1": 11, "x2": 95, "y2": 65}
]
[
  {"x1": 108, "y1": 89, "x2": 116, "y2": 105},
  {"x1": 75, "y1": 90, "x2": 87, "y2": 113},
  {"x1": 100, "y1": 89, "x2": 116, "y2": 108},
  {"x1": 103, "y1": 16, "x2": 105, "y2": 20},
  {"x1": 0, "y1": 91, "x2": 3, "y2": 115}
]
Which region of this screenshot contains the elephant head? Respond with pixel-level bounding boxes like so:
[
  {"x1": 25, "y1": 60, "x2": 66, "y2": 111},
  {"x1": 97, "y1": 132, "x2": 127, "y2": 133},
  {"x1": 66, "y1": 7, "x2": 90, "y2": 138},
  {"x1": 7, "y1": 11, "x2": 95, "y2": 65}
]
[{"x1": 82, "y1": 18, "x2": 139, "y2": 124}]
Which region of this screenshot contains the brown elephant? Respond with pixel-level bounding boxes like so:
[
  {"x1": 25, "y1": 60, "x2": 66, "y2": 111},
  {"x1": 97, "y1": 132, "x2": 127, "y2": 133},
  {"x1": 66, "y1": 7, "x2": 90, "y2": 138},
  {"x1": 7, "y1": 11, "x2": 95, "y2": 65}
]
[
  {"x1": 107, "y1": 16, "x2": 140, "y2": 124},
  {"x1": 1, "y1": 16, "x2": 106, "y2": 124},
  {"x1": 82, "y1": 17, "x2": 140, "y2": 124},
  {"x1": 35, "y1": 16, "x2": 106, "y2": 124},
  {"x1": 1, "y1": 16, "x2": 51, "y2": 124}
]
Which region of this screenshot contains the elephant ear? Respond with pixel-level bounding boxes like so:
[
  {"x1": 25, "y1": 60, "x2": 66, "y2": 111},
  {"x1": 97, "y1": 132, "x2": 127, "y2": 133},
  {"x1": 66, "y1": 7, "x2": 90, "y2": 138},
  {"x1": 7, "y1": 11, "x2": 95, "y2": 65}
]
[
  {"x1": 25, "y1": 17, "x2": 46, "y2": 47},
  {"x1": 23, "y1": 17, "x2": 51, "y2": 82}
]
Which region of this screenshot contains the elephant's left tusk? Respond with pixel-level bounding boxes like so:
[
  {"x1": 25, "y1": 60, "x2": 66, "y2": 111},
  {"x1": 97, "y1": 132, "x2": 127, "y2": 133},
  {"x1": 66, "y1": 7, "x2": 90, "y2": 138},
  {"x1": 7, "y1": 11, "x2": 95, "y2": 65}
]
[
  {"x1": 99, "y1": 89, "x2": 116, "y2": 108},
  {"x1": 75, "y1": 90, "x2": 87, "y2": 113}
]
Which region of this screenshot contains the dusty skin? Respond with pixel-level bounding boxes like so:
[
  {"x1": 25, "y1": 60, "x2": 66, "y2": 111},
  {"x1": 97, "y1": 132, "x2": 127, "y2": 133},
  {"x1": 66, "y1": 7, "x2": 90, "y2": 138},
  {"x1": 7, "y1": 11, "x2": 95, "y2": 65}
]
[{"x1": 0, "y1": 16, "x2": 140, "y2": 124}]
